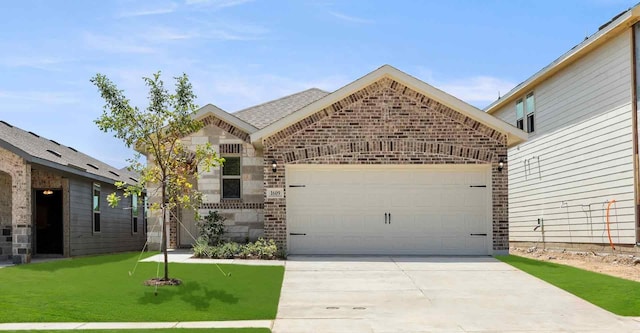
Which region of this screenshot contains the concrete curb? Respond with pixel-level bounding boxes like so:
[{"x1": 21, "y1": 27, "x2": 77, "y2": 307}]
[{"x1": 0, "y1": 320, "x2": 273, "y2": 330}]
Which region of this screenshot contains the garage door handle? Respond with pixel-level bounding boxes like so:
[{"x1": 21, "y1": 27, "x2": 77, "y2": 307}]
[
  {"x1": 384, "y1": 212, "x2": 388, "y2": 224},
  {"x1": 470, "y1": 185, "x2": 487, "y2": 188},
  {"x1": 388, "y1": 213, "x2": 391, "y2": 224},
  {"x1": 289, "y1": 185, "x2": 306, "y2": 188},
  {"x1": 289, "y1": 232, "x2": 307, "y2": 236},
  {"x1": 470, "y1": 233, "x2": 487, "y2": 236}
]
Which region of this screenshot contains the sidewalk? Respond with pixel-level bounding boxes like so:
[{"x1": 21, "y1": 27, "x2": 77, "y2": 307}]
[{"x1": 0, "y1": 320, "x2": 273, "y2": 330}]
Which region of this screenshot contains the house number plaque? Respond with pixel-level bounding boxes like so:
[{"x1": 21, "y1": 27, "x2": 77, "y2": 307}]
[{"x1": 266, "y1": 188, "x2": 284, "y2": 199}]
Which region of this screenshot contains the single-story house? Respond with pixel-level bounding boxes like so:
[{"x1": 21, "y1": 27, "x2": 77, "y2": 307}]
[
  {"x1": 487, "y1": 5, "x2": 640, "y2": 251},
  {"x1": 0, "y1": 121, "x2": 146, "y2": 264},
  {"x1": 146, "y1": 65, "x2": 527, "y2": 256}
]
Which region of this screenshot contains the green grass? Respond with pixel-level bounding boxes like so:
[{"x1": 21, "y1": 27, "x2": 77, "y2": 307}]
[
  {"x1": 497, "y1": 254, "x2": 640, "y2": 316},
  {"x1": 0, "y1": 252, "x2": 284, "y2": 322},
  {"x1": 14, "y1": 328, "x2": 271, "y2": 333}
]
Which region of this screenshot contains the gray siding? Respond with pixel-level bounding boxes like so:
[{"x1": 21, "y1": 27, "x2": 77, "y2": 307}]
[
  {"x1": 492, "y1": 30, "x2": 636, "y2": 245},
  {"x1": 69, "y1": 178, "x2": 145, "y2": 256}
]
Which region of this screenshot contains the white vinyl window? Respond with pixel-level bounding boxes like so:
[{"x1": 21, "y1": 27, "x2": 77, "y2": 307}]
[
  {"x1": 515, "y1": 99, "x2": 524, "y2": 130},
  {"x1": 525, "y1": 92, "x2": 535, "y2": 133},
  {"x1": 131, "y1": 193, "x2": 138, "y2": 234},
  {"x1": 515, "y1": 92, "x2": 535, "y2": 133},
  {"x1": 221, "y1": 156, "x2": 241, "y2": 199},
  {"x1": 92, "y1": 183, "x2": 101, "y2": 233}
]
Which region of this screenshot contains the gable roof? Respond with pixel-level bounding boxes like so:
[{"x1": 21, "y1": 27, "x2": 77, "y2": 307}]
[
  {"x1": 485, "y1": 5, "x2": 640, "y2": 114},
  {"x1": 250, "y1": 65, "x2": 527, "y2": 148},
  {"x1": 0, "y1": 120, "x2": 139, "y2": 184},
  {"x1": 193, "y1": 103, "x2": 258, "y2": 134},
  {"x1": 233, "y1": 88, "x2": 329, "y2": 129}
]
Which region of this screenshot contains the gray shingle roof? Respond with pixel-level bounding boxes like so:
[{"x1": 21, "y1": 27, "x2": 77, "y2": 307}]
[
  {"x1": 233, "y1": 88, "x2": 329, "y2": 129},
  {"x1": 0, "y1": 120, "x2": 138, "y2": 184}
]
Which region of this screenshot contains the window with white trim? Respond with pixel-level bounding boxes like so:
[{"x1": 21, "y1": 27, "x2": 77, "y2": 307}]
[
  {"x1": 221, "y1": 156, "x2": 241, "y2": 199},
  {"x1": 131, "y1": 193, "x2": 138, "y2": 234},
  {"x1": 515, "y1": 98, "x2": 524, "y2": 130},
  {"x1": 525, "y1": 92, "x2": 535, "y2": 133},
  {"x1": 92, "y1": 183, "x2": 101, "y2": 233},
  {"x1": 515, "y1": 92, "x2": 535, "y2": 133},
  {"x1": 143, "y1": 194, "x2": 148, "y2": 235}
]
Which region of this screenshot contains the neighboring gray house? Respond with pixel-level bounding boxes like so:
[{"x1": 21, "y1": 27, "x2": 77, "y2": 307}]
[
  {"x1": 487, "y1": 5, "x2": 640, "y2": 251},
  {"x1": 147, "y1": 65, "x2": 527, "y2": 256},
  {"x1": 0, "y1": 121, "x2": 146, "y2": 264}
]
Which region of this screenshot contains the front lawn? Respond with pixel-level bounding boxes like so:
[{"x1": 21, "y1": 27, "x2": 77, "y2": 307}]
[
  {"x1": 497, "y1": 255, "x2": 640, "y2": 316},
  {"x1": 0, "y1": 252, "x2": 284, "y2": 322}
]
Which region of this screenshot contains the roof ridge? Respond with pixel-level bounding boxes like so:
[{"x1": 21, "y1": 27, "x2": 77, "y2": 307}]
[{"x1": 233, "y1": 88, "x2": 328, "y2": 115}]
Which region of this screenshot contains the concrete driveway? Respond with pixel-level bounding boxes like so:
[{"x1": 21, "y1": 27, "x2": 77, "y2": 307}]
[{"x1": 273, "y1": 256, "x2": 640, "y2": 333}]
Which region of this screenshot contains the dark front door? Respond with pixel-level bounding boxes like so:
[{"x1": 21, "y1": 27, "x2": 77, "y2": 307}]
[{"x1": 35, "y1": 189, "x2": 63, "y2": 255}]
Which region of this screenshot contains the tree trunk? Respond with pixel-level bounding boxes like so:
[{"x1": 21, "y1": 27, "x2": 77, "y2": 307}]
[{"x1": 161, "y1": 182, "x2": 169, "y2": 280}]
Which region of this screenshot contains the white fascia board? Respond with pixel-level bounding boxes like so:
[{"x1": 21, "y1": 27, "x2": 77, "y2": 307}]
[
  {"x1": 194, "y1": 104, "x2": 258, "y2": 134},
  {"x1": 486, "y1": 7, "x2": 639, "y2": 114}
]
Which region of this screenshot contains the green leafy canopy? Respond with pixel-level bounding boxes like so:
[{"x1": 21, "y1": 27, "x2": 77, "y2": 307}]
[{"x1": 90, "y1": 71, "x2": 223, "y2": 216}]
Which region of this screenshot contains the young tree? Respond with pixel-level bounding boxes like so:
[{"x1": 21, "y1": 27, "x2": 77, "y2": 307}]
[{"x1": 91, "y1": 72, "x2": 222, "y2": 282}]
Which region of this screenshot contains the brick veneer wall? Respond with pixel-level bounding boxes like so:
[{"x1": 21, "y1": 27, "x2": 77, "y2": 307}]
[{"x1": 263, "y1": 77, "x2": 509, "y2": 252}]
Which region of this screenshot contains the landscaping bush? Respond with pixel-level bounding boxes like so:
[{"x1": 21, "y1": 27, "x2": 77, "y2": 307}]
[
  {"x1": 192, "y1": 237, "x2": 213, "y2": 258},
  {"x1": 192, "y1": 238, "x2": 281, "y2": 260},
  {"x1": 196, "y1": 210, "x2": 226, "y2": 245}
]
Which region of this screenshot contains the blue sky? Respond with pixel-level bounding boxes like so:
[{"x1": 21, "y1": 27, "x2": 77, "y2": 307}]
[{"x1": 0, "y1": 0, "x2": 637, "y2": 168}]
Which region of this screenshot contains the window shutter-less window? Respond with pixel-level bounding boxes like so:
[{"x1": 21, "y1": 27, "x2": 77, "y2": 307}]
[
  {"x1": 525, "y1": 93, "x2": 535, "y2": 133},
  {"x1": 515, "y1": 99, "x2": 524, "y2": 130},
  {"x1": 222, "y1": 156, "x2": 241, "y2": 199}
]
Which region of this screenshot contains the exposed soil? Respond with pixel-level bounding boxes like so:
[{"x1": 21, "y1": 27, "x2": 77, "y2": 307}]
[
  {"x1": 510, "y1": 247, "x2": 640, "y2": 282},
  {"x1": 144, "y1": 278, "x2": 182, "y2": 286}
]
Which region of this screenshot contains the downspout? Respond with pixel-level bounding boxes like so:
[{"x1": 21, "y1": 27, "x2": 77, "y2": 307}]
[{"x1": 631, "y1": 24, "x2": 640, "y2": 246}]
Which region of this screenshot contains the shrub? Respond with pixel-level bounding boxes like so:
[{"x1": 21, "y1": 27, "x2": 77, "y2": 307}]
[
  {"x1": 196, "y1": 211, "x2": 226, "y2": 245},
  {"x1": 192, "y1": 237, "x2": 281, "y2": 260},
  {"x1": 218, "y1": 242, "x2": 241, "y2": 259},
  {"x1": 252, "y1": 238, "x2": 278, "y2": 259},
  {"x1": 192, "y1": 237, "x2": 213, "y2": 258}
]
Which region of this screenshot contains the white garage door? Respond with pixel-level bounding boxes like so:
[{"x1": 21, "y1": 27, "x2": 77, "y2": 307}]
[{"x1": 286, "y1": 164, "x2": 491, "y2": 255}]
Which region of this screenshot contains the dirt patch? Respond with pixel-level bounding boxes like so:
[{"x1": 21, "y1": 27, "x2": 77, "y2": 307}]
[
  {"x1": 144, "y1": 278, "x2": 182, "y2": 286},
  {"x1": 510, "y1": 247, "x2": 640, "y2": 283}
]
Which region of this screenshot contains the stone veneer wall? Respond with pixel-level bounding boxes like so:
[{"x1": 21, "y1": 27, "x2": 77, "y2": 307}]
[
  {"x1": 147, "y1": 117, "x2": 264, "y2": 250},
  {"x1": 262, "y1": 78, "x2": 509, "y2": 252},
  {"x1": 0, "y1": 171, "x2": 12, "y2": 260},
  {"x1": 0, "y1": 147, "x2": 31, "y2": 263}
]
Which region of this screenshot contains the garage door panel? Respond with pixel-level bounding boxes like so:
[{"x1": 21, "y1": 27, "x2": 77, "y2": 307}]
[{"x1": 287, "y1": 165, "x2": 490, "y2": 255}]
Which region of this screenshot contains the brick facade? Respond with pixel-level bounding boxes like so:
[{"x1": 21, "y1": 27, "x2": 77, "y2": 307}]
[{"x1": 263, "y1": 78, "x2": 509, "y2": 252}]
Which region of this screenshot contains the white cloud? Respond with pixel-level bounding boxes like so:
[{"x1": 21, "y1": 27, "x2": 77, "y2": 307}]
[
  {"x1": 328, "y1": 11, "x2": 373, "y2": 24},
  {"x1": 181, "y1": 18, "x2": 269, "y2": 41},
  {"x1": 117, "y1": 2, "x2": 178, "y2": 17},
  {"x1": 413, "y1": 68, "x2": 516, "y2": 108},
  {"x1": 0, "y1": 56, "x2": 68, "y2": 71},
  {"x1": 184, "y1": 0, "x2": 253, "y2": 8},
  {"x1": 140, "y1": 27, "x2": 198, "y2": 42},
  {"x1": 83, "y1": 32, "x2": 157, "y2": 54},
  {"x1": 0, "y1": 90, "x2": 80, "y2": 106},
  {"x1": 201, "y1": 73, "x2": 349, "y2": 111},
  {"x1": 434, "y1": 76, "x2": 516, "y2": 107}
]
